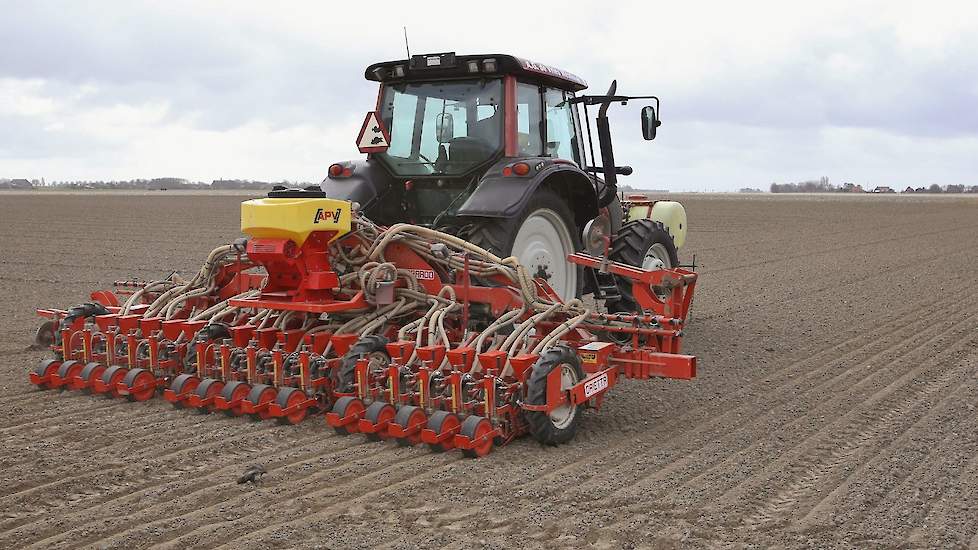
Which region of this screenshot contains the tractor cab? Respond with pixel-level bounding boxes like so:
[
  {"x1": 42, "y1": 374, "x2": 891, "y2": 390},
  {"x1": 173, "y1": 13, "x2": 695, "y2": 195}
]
[
  {"x1": 323, "y1": 52, "x2": 676, "y2": 302},
  {"x1": 367, "y1": 53, "x2": 588, "y2": 179}
]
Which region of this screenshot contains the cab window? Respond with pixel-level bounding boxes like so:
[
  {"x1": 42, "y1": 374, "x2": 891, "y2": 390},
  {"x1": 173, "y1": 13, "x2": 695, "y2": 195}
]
[
  {"x1": 515, "y1": 82, "x2": 542, "y2": 156},
  {"x1": 515, "y1": 83, "x2": 579, "y2": 163},
  {"x1": 544, "y1": 88, "x2": 578, "y2": 162}
]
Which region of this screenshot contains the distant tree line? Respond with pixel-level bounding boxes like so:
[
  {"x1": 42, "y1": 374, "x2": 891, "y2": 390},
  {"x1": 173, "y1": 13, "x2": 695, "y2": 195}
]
[
  {"x1": 770, "y1": 177, "x2": 978, "y2": 194},
  {"x1": 903, "y1": 184, "x2": 978, "y2": 194},
  {"x1": 770, "y1": 177, "x2": 838, "y2": 193}
]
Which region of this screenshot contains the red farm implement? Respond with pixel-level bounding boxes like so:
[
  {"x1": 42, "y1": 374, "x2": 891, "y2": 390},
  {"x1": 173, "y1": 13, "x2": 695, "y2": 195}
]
[{"x1": 30, "y1": 190, "x2": 696, "y2": 457}]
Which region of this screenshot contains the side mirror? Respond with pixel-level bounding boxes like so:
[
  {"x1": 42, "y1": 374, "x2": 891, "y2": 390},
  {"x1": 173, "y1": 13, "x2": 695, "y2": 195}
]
[
  {"x1": 641, "y1": 105, "x2": 660, "y2": 140},
  {"x1": 435, "y1": 113, "x2": 454, "y2": 143}
]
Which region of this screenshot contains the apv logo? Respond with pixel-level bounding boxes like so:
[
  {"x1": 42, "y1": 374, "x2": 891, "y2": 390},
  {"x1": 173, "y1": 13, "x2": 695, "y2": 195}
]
[{"x1": 313, "y1": 207, "x2": 343, "y2": 224}]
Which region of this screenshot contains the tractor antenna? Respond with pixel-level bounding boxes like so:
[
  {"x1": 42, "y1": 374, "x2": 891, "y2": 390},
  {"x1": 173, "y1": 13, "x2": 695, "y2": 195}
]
[{"x1": 403, "y1": 27, "x2": 411, "y2": 58}]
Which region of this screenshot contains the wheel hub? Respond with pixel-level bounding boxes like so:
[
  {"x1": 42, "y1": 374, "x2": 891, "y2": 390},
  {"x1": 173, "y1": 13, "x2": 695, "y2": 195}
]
[{"x1": 549, "y1": 364, "x2": 578, "y2": 429}]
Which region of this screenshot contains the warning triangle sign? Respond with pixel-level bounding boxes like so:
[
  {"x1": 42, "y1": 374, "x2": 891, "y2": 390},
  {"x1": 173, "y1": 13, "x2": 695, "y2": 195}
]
[{"x1": 356, "y1": 111, "x2": 391, "y2": 153}]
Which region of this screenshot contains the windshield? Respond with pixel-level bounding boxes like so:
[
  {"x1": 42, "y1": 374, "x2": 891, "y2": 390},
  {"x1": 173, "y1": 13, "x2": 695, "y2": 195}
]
[{"x1": 378, "y1": 79, "x2": 503, "y2": 176}]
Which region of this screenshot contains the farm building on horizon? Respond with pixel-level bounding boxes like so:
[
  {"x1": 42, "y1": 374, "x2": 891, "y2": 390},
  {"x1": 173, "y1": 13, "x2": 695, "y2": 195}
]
[{"x1": 0, "y1": 178, "x2": 34, "y2": 189}]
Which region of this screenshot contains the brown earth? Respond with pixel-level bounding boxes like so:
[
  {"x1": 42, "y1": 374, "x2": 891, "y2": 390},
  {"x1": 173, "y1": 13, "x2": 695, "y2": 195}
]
[{"x1": 1, "y1": 191, "x2": 978, "y2": 549}]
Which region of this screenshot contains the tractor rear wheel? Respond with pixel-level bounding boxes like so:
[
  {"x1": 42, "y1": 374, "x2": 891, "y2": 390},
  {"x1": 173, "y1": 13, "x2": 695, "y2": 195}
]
[
  {"x1": 524, "y1": 346, "x2": 585, "y2": 446},
  {"x1": 466, "y1": 188, "x2": 581, "y2": 301},
  {"x1": 604, "y1": 219, "x2": 678, "y2": 314}
]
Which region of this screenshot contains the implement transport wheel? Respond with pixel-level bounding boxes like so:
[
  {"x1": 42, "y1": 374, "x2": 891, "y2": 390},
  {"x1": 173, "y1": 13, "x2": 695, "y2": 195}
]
[
  {"x1": 193, "y1": 378, "x2": 225, "y2": 412},
  {"x1": 460, "y1": 415, "x2": 494, "y2": 458},
  {"x1": 466, "y1": 188, "x2": 582, "y2": 301},
  {"x1": 426, "y1": 410, "x2": 460, "y2": 453},
  {"x1": 75, "y1": 362, "x2": 106, "y2": 392},
  {"x1": 524, "y1": 346, "x2": 585, "y2": 446},
  {"x1": 32, "y1": 359, "x2": 61, "y2": 390},
  {"x1": 122, "y1": 368, "x2": 158, "y2": 402},
  {"x1": 275, "y1": 387, "x2": 310, "y2": 425},
  {"x1": 364, "y1": 401, "x2": 396, "y2": 442},
  {"x1": 330, "y1": 396, "x2": 365, "y2": 435},
  {"x1": 604, "y1": 219, "x2": 679, "y2": 313},
  {"x1": 333, "y1": 335, "x2": 390, "y2": 393},
  {"x1": 100, "y1": 366, "x2": 129, "y2": 398},
  {"x1": 55, "y1": 360, "x2": 83, "y2": 390},
  {"x1": 220, "y1": 380, "x2": 251, "y2": 417},
  {"x1": 246, "y1": 384, "x2": 278, "y2": 421},
  {"x1": 393, "y1": 405, "x2": 427, "y2": 447},
  {"x1": 168, "y1": 374, "x2": 200, "y2": 408}
]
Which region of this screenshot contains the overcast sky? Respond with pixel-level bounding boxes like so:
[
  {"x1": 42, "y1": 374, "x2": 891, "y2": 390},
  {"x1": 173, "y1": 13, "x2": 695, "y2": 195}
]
[{"x1": 2, "y1": 0, "x2": 976, "y2": 191}]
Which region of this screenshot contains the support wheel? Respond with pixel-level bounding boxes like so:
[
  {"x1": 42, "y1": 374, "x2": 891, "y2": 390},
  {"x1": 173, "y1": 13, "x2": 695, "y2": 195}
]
[
  {"x1": 364, "y1": 401, "x2": 396, "y2": 442},
  {"x1": 524, "y1": 346, "x2": 585, "y2": 446},
  {"x1": 393, "y1": 405, "x2": 427, "y2": 447},
  {"x1": 100, "y1": 366, "x2": 129, "y2": 398},
  {"x1": 330, "y1": 396, "x2": 365, "y2": 435},
  {"x1": 192, "y1": 378, "x2": 225, "y2": 412},
  {"x1": 169, "y1": 374, "x2": 200, "y2": 408},
  {"x1": 31, "y1": 359, "x2": 61, "y2": 390},
  {"x1": 122, "y1": 368, "x2": 158, "y2": 402},
  {"x1": 76, "y1": 362, "x2": 106, "y2": 393},
  {"x1": 275, "y1": 387, "x2": 310, "y2": 425},
  {"x1": 466, "y1": 188, "x2": 582, "y2": 301},
  {"x1": 56, "y1": 360, "x2": 83, "y2": 391},
  {"x1": 245, "y1": 384, "x2": 278, "y2": 421},
  {"x1": 459, "y1": 415, "x2": 494, "y2": 458},
  {"x1": 332, "y1": 335, "x2": 390, "y2": 394},
  {"x1": 220, "y1": 380, "x2": 251, "y2": 417},
  {"x1": 426, "y1": 410, "x2": 460, "y2": 453}
]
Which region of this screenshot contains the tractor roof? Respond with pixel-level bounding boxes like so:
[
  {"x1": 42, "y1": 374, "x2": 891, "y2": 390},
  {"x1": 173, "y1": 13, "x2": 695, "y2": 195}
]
[{"x1": 365, "y1": 52, "x2": 588, "y2": 92}]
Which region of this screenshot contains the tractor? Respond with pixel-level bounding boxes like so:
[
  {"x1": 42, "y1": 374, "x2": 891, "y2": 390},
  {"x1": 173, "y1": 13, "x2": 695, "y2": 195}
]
[
  {"x1": 28, "y1": 53, "x2": 699, "y2": 457},
  {"x1": 324, "y1": 52, "x2": 687, "y2": 308}
]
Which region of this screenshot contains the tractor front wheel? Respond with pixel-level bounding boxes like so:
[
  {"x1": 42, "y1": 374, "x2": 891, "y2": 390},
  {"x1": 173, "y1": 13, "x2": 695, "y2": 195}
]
[{"x1": 604, "y1": 219, "x2": 678, "y2": 314}]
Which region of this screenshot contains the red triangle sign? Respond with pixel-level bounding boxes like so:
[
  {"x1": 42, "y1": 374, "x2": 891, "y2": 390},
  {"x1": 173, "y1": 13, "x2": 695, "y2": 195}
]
[{"x1": 356, "y1": 111, "x2": 391, "y2": 153}]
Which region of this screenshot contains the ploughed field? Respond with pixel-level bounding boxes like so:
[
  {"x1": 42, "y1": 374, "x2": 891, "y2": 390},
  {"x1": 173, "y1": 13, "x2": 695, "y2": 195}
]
[{"x1": 2, "y1": 191, "x2": 978, "y2": 549}]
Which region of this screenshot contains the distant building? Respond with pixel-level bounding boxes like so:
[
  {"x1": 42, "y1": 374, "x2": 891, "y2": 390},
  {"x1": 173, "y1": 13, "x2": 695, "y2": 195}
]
[
  {"x1": 872, "y1": 186, "x2": 895, "y2": 194},
  {"x1": 903, "y1": 186, "x2": 915, "y2": 193},
  {"x1": 7, "y1": 178, "x2": 33, "y2": 189}
]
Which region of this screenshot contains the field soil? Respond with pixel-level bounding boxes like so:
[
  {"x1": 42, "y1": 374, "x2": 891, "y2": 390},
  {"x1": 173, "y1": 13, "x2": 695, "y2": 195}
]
[{"x1": 2, "y1": 191, "x2": 978, "y2": 549}]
